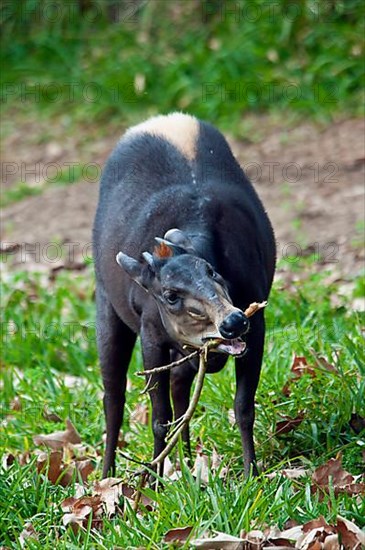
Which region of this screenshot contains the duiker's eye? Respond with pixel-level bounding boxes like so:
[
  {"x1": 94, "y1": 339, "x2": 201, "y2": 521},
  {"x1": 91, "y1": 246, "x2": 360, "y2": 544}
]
[
  {"x1": 188, "y1": 308, "x2": 207, "y2": 320},
  {"x1": 207, "y1": 265, "x2": 224, "y2": 285},
  {"x1": 207, "y1": 265, "x2": 215, "y2": 277},
  {"x1": 164, "y1": 291, "x2": 180, "y2": 305}
]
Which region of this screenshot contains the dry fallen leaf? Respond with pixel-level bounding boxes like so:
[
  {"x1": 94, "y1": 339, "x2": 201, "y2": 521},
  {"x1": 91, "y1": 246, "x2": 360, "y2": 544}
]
[
  {"x1": 240, "y1": 529, "x2": 266, "y2": 547},
  {"x1": 312, "y1": 456, "x2": 353, "y2": 486},
  {"x1": 263, "y1": 543, "x2": 297, "y2": 549},
  {"x1": 93, "y1": 477, "x2": 154, "y2": 514},
  {"x1": 18, "y1": 451, "x2": 31, "y2": 466},
  {"x1": 280, "y1": 521, "x2": 339, "y2": 549},
  {"x1": 42, "y1": 406, "x2": 62, "y2": 423},
  {"x1": 10, "y1": 396, "x2": 22, "y2": 412},
  {"x1": 311, "y1": 456, "x2": 365, "y2": 497},
  {"x1": 275, "y1": 412, "x2": 304, "y2": 435},
  {"x1": 36, "y1": 450, "x2": 95, "y2": 487},
  {"x1": 281, "y1": 382, "x2": 292, "y2": 397},
  {"x1": 302, "y1": 516, "x2": 333, "y2": 533},
  {"x1": 298, "y1": 522, "x2": 337, "y2": 549},
  {"x1": 134, "y1": 490, "x2": 154, "y2": 512},
  {"x1": 191, "y1": 444, "x2": 228, "y2": 484},
  {"x1": 282, "y1": 355, "x2": 316, "y2": 396},
  {"x1": 212, "y1": 447, "x2": 229, "y2": 479},
  {"x1": 2, "y1": 453, "x2": 15, "y2": 469},
  {"x1": 266, "y1": 467, "x2": 308, "y2": 480},
  {"x1": 280, "y1": 525, "x2": 308, "y2": 544},
  {"x1": 191, "y1": 532, "x2": 244, "y2": 550},
  {"x1": 264, "y1": 544, "x2": 295, "y2": 549},
  {"x1": 283, "y1": 519, "x2": 300, "y2": 530},
  {"x1": 336, "y1": 515, "x2": 365, "y2": 549},
  {"x1": 192, "y1": 447, "x2": 210, "y2": 485},
  {"x1": 61, "y1": 495, "x2": 98, "y2": 512},
  {"x1": 244, "y1": 528, "x2": 295, "y2": 548},
  {"x1": 60, "y1": 476, "x2": 153, "y2": 530},
  {"x1": 163, "y1": 455, "x2": 182, "y2": 481},
  {"x1": 19, "y1": 522, "x2": 38, "y2": 548},
  {"x1": 62, "y1": 504, "x2": 94, "y2": 533},
  {"x1": 70, "y1": 459, "x2": 95, "y2": 484},
  {"x1": 189, "y1": 515, "x2": 365, "y2": 550},
  {"x1": 211, "y1": 447, "x2": 222, "y2": 471},
  {"x1": 309, "y1": 351, "x2": 338, "y2": 374},
  {"x1": 163, "y1": 526, "x2": 193, "y2": 544},
  {"x1": 74, "y1": 482, "x2": 87, "y2": 498},
  {"x1": 323, "y1": 533, "x2": 340, "y2": 549},
  {"x1": 33, "y1": 418, "x2": 81, "y2": 450},
  {"x1": 291, "y1": 355, "x2": 316, "y2": 378},
  {"x1": 37, "y1": 450, "x2": 63, "y2": 484},
  {"x1": 61, "y1": 495, "x2": 103, "y2": 533},
  {"x1": 93, "y1": 477, "x2": 125, "y2": 516}
]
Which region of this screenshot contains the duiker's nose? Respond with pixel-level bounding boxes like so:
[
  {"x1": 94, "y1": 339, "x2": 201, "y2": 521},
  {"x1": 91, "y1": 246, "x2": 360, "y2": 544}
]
[{"x1": 219, "y1": 311, "x2": 249, "y2": 339}]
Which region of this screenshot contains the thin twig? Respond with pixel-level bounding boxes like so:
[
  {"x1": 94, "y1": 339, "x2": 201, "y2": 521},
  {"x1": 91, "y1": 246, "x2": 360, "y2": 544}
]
[
  {"x1": 133, "y1": 471, "x2": 148, "y2": 513},
  {"x1": 118, "y1": 451, "x2": 150, "y2": 467},
  {"x1": 132, "y1": 301, "x2": 268, "y2": 476},
  {"x1": 244, "y1": 300, "x2": 267, "y2": 317},
  {"x1": 148, "y1": 341, "x2": 216, "y2": 468},
  {"x1": 135, "y1": 349, "x2": 198, "y2": 377},
  {"x1": 135, "y1": 302, "x2": 266, "y2": 380},
  {"x1": 165, "y1": 418, "x2": 185, "y2": 441},
  {"x1": 140, "y1": 375, "x2": 158, "y2": 395},
  {"x1": 163, "y1": 414, "x2": 184, "y2": 428}
]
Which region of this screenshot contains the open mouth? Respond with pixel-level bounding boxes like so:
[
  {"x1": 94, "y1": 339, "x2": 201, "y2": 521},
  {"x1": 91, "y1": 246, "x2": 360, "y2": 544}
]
[{"x1": 204, "y1": 337, "x2": 247, "y2": 357}]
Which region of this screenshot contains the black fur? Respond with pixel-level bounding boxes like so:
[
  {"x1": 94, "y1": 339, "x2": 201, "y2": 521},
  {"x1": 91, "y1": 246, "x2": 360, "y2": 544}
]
[{"x1": 93, "y1": 115, "x2": 276, "y2": 477}]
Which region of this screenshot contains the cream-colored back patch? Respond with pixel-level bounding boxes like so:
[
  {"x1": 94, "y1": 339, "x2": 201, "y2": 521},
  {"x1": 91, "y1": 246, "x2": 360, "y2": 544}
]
[{"x1": 124, "y1": 112, "x2": 199, "y2": 161}]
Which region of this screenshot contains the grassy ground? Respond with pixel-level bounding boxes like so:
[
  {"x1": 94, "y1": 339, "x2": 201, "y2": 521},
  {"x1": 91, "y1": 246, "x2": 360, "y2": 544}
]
[
  {"x1": 1, "y1": 2, "x2": 364, "y2": 547},
  {"x1": 1, "y1": 0, "x2": 364, "y2": 139},
  {"x1": 1, "y1": 259, "x2": 364, "y2": 548}
]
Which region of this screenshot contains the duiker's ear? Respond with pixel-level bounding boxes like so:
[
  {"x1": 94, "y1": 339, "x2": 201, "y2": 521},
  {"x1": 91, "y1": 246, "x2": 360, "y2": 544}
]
[
  {"x1": 154, "y1": 238, "x2": 185, "y2": 257},
  {"x1": 116, "y1": 252, "x2": 154, "y2": 290}
]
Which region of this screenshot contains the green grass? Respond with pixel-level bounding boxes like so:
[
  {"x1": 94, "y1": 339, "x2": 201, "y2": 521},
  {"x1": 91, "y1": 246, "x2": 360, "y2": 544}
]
[
  {"x1": 1, "y1": 2, "x2": 364, "y2": 546},
  {"x1": 1, "y1": 163, "x2": 89, "y2": 207},
  {"x1": 1, "y1": 183, "x2": 44, "y2": 208},
  {"x1": 1, "y1": 0, "x2": 364, "y2": 136},
  {"x1": 1, "y1": 260, "x2": 364, "y2": 548}
]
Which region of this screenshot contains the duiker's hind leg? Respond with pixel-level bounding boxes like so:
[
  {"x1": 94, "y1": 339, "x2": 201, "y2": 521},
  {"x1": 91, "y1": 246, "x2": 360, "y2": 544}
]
[
  {"x1": 234, "y1": 313, "x2": 265, "y2": 477},
  {"x1": 96, "y1": 285, "x2": 136, "y2": 477}
]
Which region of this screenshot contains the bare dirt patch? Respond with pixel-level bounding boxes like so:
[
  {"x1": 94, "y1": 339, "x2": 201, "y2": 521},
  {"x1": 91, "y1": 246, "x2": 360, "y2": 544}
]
[{"x1": 1, "y1": 117, "x2": 364, "y2": 277}]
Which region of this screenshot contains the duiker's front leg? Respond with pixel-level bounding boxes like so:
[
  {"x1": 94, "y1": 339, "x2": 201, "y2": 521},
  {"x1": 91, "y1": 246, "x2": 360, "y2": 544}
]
[
  {"x1": 234, "y1": 313, "x2": 265, "y2": 477},
  {"x1": 96, "y1": 286, "x2": 136, "y2": 478},
  {"x1": 141, "y1": 325, "x2": 172, "y2": 477},
  {"x1": 171, "y1": 359, "x2": 196, "y2": 457}
]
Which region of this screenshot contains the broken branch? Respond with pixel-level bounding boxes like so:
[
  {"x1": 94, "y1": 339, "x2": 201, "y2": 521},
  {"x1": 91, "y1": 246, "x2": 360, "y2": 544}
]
[
  {"x1": 244, "y1": 300, "x2": 267, "y2": 317},
  {"x1": 136, "y1": 349, "x2": 199, "y2": 377},
  {"x1": 132, "y1": 301, "x2": 268, "y2": 477},
  {"x1": 135, "y1": 301, "x2": 267, "y2": 379}
]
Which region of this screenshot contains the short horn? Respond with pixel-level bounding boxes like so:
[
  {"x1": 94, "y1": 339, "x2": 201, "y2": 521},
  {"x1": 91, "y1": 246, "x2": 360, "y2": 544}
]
[{"x1": 162, "y1": 229, "x2": 196, "y2": 254}]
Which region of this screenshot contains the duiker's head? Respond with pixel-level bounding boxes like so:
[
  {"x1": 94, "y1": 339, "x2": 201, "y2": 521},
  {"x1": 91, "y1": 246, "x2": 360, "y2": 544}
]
[{"x1": 116, "y1": 229, "x2": 249, "y2": 356}]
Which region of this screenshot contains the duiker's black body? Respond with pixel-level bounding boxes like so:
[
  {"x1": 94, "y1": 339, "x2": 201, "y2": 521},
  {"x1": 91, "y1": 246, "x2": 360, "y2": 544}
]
[{"x1": 93, "y1": 113, "x2": 276, "y2": 478}]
